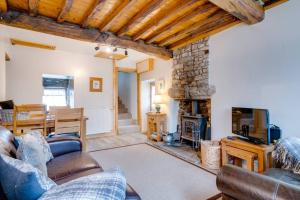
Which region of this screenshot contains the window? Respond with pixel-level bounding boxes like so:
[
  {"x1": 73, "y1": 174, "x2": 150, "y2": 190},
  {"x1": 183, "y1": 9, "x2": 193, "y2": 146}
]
[
  {"x1": 42, "y1": 75, "x2": 74, "y2": 109},
  {"x1": 43, "y1": 88, "x2": 67, "y2": 108},
  {"x1": 150, "y1": 82, "x2": 156, "y2": 111}
]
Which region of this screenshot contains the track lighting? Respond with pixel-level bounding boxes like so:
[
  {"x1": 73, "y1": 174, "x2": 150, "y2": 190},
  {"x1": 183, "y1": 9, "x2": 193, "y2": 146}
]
[{"x1": 125, "y1": 49, "x2": 128, "y2": 56}]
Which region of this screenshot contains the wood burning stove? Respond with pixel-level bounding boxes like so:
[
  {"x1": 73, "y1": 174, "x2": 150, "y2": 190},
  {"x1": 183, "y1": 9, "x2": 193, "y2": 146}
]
[{"x1": 181, "y1": 115, "x2": 207, "y2": 149}]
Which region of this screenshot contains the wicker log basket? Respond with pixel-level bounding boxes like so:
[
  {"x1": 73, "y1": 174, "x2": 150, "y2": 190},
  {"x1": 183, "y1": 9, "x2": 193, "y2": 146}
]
[{"x1": 200, "y1": 140, "x2": 221, "y2": 170}]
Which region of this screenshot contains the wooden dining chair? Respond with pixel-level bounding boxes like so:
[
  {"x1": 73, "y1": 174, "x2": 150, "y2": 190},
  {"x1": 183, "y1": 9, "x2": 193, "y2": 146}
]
[
  {"x1": 48, "y1": 106, "x2": 70, "y2": 115},
  {"x1": 13, "y1": 104, "x2": 47, "y2": 136},
  {"x1": 53, "y1": 108, "x2": 84, "y2": 139}
]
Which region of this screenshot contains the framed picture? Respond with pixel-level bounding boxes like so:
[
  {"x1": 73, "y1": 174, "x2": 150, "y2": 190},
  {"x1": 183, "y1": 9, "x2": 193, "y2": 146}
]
[
  {"x1": 156, "y1": 79, "x2": 165, "y2": 95},
  {"x1": 89, "y1": 77, "x2": 103, "y2": 92}
]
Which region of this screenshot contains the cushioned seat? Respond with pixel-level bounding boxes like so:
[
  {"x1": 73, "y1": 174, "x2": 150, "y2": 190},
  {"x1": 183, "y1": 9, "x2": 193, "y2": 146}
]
[{"x1": 47, "y1": 151, "x2": 101, "y2": 181}]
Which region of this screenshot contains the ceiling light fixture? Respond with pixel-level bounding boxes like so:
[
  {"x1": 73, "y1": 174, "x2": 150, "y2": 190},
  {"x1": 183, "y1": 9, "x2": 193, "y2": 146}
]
[
  {"x1": 105, "y1": 46, "x2": 112, "y2": 53},
  {"x1": 125, "y1": 49, "x2": 128, "y2": 56}
]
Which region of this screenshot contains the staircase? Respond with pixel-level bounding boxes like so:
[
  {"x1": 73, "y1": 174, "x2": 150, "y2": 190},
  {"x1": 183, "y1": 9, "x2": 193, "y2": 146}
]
[{"x1": 118, "y1": 98, "x2": 140, "y2": 134}]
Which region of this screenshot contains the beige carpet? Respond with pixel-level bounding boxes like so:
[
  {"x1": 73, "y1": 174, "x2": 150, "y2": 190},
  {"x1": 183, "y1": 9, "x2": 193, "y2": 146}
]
[
  {"x1": 86, "y1": 132, "x2": 147, "y2": 152},
  {"x1": 90, "y1": 144, "x2": 219, "y2": 200}
]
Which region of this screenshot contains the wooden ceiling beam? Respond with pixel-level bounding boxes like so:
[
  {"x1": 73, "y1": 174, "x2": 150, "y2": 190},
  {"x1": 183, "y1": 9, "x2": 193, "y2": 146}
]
[
  {"x1": 159, "y1": 10, "x2": 227, "y2": 46},
  {"x1": 169, "y1": 15, "x2": 239, "y2": 50},
  {"x1": 264, "y1": 0, "x2": 289, "y2": 10},
  {"x1": 99, "y1": 0, "x2": 131, "y2": 32},
  {"x1": 117, "y1": 0, "x2": 172, "y2": 37},
  {"x1": 0, "y1": 11, "x2": 172, "y2": 59},
  {"x1": 146, "y1": 3, "x2": 219, "y2": 44},
  {"x1": 132, "y1": 0, "x2": 207, "y2": 41},
  {"x1": 168, "y1": 0, "x2": 288, "y2": 50},
  {"x1": 82, "y1": 0, "x2": 106, "y2": 28},
  {"x1": 57, "y1": 0, "x2": 73, "y2": 23},
  {"x1": 0, "y1": 0, "x2": 7, "y2": 13},
  {"x1": 28, "y1": 0, "x2": 40, "y2": 16},
  {"x1": 10, "y1": 38, "x2": 56, "y2": 50},
  {"x1": 208, "y1": 0, "x2": 265, "y2": 24}
]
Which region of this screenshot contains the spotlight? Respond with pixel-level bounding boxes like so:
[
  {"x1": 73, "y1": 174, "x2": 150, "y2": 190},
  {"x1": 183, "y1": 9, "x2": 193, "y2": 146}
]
[
  {"x1": 125, "y1": 49, "x2": 128, "y2": 56},
  {"x1": 95, "y1": 46, "x2": 99, "y2": 51},
  {"x1": 113, "y1": 47, "x2": 118, "y2": 52},
  {"x1": 105, "y1": 46, "x2": 112, "y2": 53}
]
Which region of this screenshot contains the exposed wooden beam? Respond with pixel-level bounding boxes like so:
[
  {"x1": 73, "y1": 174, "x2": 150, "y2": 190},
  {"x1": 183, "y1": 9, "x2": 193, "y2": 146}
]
[
  {"x1": 28, "y1": 0, "x2": 40, "y2": 16},
  {"x1": 10, "y1": 38, "x2": 56, "y2": 50},
  {"x1": 168, "y1": 0, "x2": 288, "y2": 50},
  {"x1": 133, "y1": 0, "x2": 207, "y2": 41},
  {"x1": 0, "y1": 11, "x2": 172, "y2": 59},
  {"x1": 264, "y1": 0, "x2": 289, "y2": 10},
  {"x1": 117, "y1": 0, "x2": 170, "y2": 37},
  {"x1": 147, "y1": 3, "x2": 219, "y2": 44},
  {"x1": 208, "y1": 0, "x2": 264, "y2": 24},
  {"x1": 82, "y1": 0, "x2": 105, "y2": 28},
  {"x1": 5, "y1": 52, "x2": 10, "y2": 61},
  {"x1": 57, "y1": 0, "x2": 73, "y2": 23},
  {"x1": 159, "y1": 10, "x2": 228, "y2": 46},
  {"x1": 169, "y1": 15, "x2": 239, "y2": 50},
  {"x1": 97, "y1": 32, "x2": 172, "y2": 59},
  {"x1": 100, "y1": 0, "x2": 133, "y2": 32},
  {"x1": 0, "y1": 0, "x2": 7, "y2": 13}
]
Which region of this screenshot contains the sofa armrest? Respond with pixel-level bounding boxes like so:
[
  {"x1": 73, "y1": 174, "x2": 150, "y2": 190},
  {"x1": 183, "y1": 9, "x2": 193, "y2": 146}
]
[
  {"x1": 217, "y1": 165, "x2": 300, "y2": 200},
  {"x1": 47, "y1": 136, "x2": 82, "y2": 157}
]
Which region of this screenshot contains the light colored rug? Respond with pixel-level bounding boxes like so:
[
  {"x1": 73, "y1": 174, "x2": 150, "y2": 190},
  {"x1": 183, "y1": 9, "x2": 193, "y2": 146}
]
[
  {"x1": 147, "y1": 141, "x2": 219, "y2": 175},
  {"x1": 90, "y1": 144, "x2": 219, "y2": 200},
  {"x1": 86, "y1": 132, "x2": 147, "y2": 152}
]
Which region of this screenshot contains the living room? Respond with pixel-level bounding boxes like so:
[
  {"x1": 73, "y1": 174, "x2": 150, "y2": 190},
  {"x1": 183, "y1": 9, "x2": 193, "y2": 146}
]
[{"x1": 0, "y1": 0, "x2": 299, "y2": 200}]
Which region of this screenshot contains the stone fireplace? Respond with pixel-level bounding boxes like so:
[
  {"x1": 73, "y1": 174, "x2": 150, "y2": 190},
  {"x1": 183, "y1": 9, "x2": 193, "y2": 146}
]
[{"x1": 168, "y1": 38, "x2": 215, "y2": 142}]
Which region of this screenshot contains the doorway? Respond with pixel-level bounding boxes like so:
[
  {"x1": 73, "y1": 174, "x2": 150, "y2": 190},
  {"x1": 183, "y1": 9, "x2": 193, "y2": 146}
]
[{"x1": 117, "y1": 70, "x2": 140, "y2": 134}]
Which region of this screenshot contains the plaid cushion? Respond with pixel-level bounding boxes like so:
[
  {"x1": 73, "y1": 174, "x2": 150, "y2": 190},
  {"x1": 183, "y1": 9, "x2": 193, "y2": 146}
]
[
  {"x1": 272, "y1": 138, "x2": 300, "y2": 174},
  {"x1": 39, "y1": 169, "x2": 126, "y2": 200}
]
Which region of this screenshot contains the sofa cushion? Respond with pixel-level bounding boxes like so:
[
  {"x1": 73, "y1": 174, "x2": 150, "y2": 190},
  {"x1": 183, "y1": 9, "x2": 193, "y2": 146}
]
[
  {"x1": 55, "y1": 168, "x2": 103, "y2": 185},
  {"x1": 0, "y1": 126, "x2": 17, "y2": 157},
  {"x1": 0, "y1": 154, "x2": 56, "y2": 200},
  {"x1": 47, "y1": 151, "x2": 101, "y2": 181},
  {"x1": 39, "y1": 169, "x2": 126, "y2": 200},
  {"x1": 16, "y1": 134, "x2": 49, "y2": 175},
  {"x1": 52, "y1": 167, "x2": 141, "y2": 200},
  {"x1": 16, "y1": 131, "x2": 53, "y2": 162}
]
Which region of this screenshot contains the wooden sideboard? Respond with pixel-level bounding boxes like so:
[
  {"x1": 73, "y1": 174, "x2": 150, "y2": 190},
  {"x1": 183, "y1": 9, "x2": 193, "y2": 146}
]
[
  {"x1": 146, "y1": 112, "x2": 167, "y2": 141},
  {"x1": 221, "y1": 138, "x2": 274, "y2": 173}
]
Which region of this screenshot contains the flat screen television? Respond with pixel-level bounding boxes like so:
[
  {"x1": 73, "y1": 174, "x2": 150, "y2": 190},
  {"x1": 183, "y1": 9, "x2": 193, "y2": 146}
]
[{"x1": 232, "y1": 107, "x2": 270, "y2": 145}]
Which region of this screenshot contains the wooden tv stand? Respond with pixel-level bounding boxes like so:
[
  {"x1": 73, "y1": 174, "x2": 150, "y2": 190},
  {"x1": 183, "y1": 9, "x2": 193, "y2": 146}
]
[{"x1": 221, "y1": 137, "x2": 274, "y2": 173}]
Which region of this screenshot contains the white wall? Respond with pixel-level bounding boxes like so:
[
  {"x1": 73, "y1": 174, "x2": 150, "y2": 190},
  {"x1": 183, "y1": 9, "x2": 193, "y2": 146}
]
[
  {"x1": 6, "y1": 46, "x2": 113, "y2": 135},
  {"x1": 210, "y1": 0, "x2": 299, "y2": 139},
  {"x1": 0, "y1": 40, "x2": 5, "y2": 101},
  {"x1": 141, "y1": 59, "x2": 178, "y2": 133},
  {"x1": 118, "y1": 72, "x2": 137, "y2": 119}
]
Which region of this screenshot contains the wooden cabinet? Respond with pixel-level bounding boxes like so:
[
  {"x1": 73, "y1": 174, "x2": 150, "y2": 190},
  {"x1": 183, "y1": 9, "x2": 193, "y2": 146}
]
[
  {"x1": 221, "y1": 138, "x2": 274, "y2": 173},
  {"x1": 146, "y1": 112, "x2": 167, "y2": 141}
]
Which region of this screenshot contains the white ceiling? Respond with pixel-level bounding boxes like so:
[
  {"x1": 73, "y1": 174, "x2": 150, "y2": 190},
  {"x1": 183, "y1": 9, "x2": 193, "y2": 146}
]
[{"x1": 0, "y1": 24, "x2": 154, "y2": 68}]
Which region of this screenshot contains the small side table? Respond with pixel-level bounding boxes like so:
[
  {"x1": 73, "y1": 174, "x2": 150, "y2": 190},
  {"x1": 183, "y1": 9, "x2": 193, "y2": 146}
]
[
  {"x1": 146, "y1": 112, "x2": 167, "y2": 141},
  {"x1": 221, "y1": 138, "x2": 274, "y2": 173}
]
